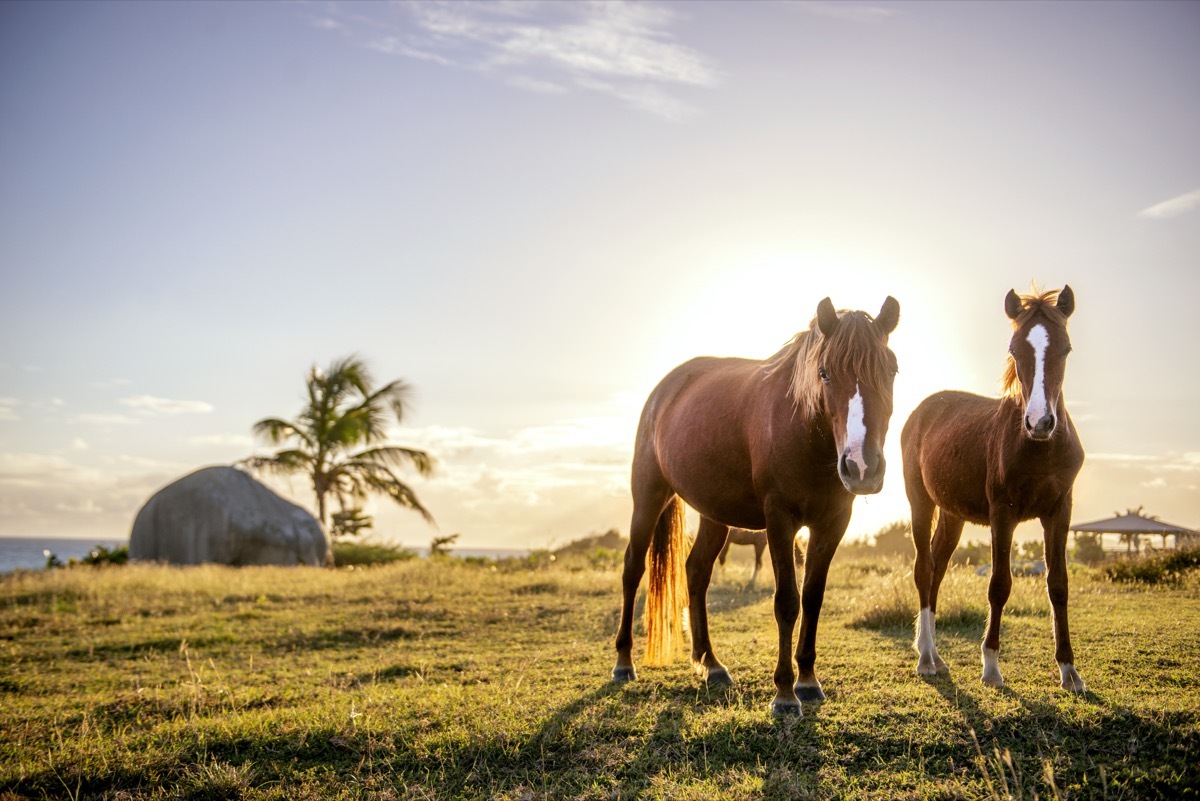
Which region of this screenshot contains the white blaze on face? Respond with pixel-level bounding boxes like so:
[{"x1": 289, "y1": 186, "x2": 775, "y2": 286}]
[
  {"x1": 844, "y1": 383, "x2": 867, "y2": 477},
  {"x1": 1024, "y1": 324, "x2": 1049, "y2": 426}
]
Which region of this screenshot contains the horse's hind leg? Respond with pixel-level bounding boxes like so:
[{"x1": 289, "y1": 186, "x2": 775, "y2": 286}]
[
  {"x1": 613, "y1": 487, "x2": 671, "y2": 682},
  {"x1": 1044, "y1": 500, "x2": 1086, "y2": 693},
  {"x1": 923, "y1": 512, "x2": 965, "y2": 675},
  {"x1": 747, "y1": 537, "x2": 765, "y2": 589},
  {"x1": 687, "y1": 517, "x2": 732, "y2": 686}
]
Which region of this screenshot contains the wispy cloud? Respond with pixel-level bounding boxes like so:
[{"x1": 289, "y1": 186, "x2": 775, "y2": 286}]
[
  {"x1": 119, "y1": 395, "x2": 214, "y2": 415},
  {"x1": 0, "y1": 398, "x2": 19, "y2": 422},
  {"x1": 312, "y1": 1, "x2": 721, "y2": 120},
  {"x1": 796, "y1": 1, "x2": 900, "y2": 24},
  {"x1": 1137, "y1": 188, "x2": 1200, "y2": 219}
]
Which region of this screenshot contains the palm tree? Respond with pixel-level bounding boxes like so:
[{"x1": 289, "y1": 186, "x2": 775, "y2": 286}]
[{"x1": 241, "y1": 355, "x2": 435, "y2": 564}]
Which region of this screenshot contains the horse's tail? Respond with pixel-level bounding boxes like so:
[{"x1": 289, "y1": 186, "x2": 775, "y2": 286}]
[{"x1": 643, "y1": 496, "x2": 689, "y2": 667}]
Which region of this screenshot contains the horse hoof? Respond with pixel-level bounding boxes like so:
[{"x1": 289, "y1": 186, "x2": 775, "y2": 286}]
[
  {"x1": 612, "y1": 666, "x2": 636, "y2": 683},
  {"x1": 770, "y1": 698, "x2": 803, "y2": 717},
  {"x1": 916, "y1": 661, "x2": 939, "y2": 677},
  {"x1": 980, "y1": 672, "x2": 1005, "y2": 689},
  {"x1": 1059, "y1": 664, "x2": 1086, "y2": 693},
  {"x1": 793, "y1": 683, "x2": 825, "y2": 702},
  {"x1": 705, "y1": 667, "x2": 734, "y2": 687}
]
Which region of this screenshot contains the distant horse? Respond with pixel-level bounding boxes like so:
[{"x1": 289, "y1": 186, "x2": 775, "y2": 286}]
[
  {"x1": 613, "y1": 296, "x2": 901, "y2": 716},
  {"x1": 717, "y1": 528, "x2": 806, "y2": 589},
  {"x1": 901, "y1": 286, "x2": 1085, "y2": 692}
]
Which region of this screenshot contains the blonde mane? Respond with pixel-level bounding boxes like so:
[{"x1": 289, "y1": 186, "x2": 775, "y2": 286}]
[
  {"x1": 763, "y1": 309, "x2": 897, "y2": 416},
  {"x1": 1001, "y1": 287, "x2": 1070, "y2": 397}
]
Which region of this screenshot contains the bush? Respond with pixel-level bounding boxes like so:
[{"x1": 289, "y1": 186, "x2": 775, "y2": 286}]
[
  {"x1": 951, "y1": 541, "x2": 991, "y2": 566},
  {"x1": 79, "y1": 544, "x2": 129, "y2": 566},
  {"x1": 1100, "y1": 546, "x2": 1200, "y2": 585},
  {"x1": 46, "y1": 544, "x2": 129, "y2": 569},
  {"x1": 332, "y1": 541, "x2": 417, "y2": 567},
  {"x1": 1073, "y1": 533, "x2": 1106, "y2": 565}
]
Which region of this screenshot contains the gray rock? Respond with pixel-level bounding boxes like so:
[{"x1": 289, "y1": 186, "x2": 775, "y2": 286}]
[{"x1": 130, "y1": 466, "x2": 330, "y2": 566}]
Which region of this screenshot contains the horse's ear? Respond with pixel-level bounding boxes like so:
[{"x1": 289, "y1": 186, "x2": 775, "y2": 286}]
[
  {"x1": 1004, "y1": 289, "x2": 1022, "y2": 320},
  {"x1": 816, "y1": 297, "x2": 838, "y2": 337},
  {"x1": 1056, "y1": 285, "x2": 1075, "y2": 318},
  {"x1": 875, "y1": 296, "x2": 900, "y2": 335}
]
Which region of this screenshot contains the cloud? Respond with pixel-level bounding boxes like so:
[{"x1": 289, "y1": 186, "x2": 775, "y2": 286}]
[
  {"x1": 796, "y1": 1, "x2": 899, "y2": 24},
  {"x1": 0, "y1": 451, "x2": 174, "y2": 535},
  {"x1": 1137, "y1": 188, "x2": 1200, "y2": 219},
  {"x1": 315, "y1": 1, "x2": 721, "y2": 120},
  {"x1": 119, "y1": 395, "x2": 214, "y2": 415},
  {"x1": 0, "y1": 398, "x2": 19, "y2": 421}
]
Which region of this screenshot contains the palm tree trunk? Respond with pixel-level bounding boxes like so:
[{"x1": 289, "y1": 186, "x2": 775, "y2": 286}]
[{"x1": 314, "y1": 483, "x2": 334, "y2": 568}]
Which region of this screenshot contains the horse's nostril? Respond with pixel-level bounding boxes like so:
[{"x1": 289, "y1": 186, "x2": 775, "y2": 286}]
[{"x1": 839, "y1": 454, "x2": 860, "y2": 482}]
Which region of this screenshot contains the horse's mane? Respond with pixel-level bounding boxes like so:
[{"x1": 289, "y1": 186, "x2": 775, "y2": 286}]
[
  {"x1": 1001, "y1": 287, "x2": 1070, "y2": 397},
  {"x1": 762, "y1": 309, "x2": 897, "y2": 416}
]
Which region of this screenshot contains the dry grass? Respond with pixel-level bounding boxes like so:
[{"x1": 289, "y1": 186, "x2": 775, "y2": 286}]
[{"x1": 2, "y1": 553, "x2": 1198, "y2": 799}]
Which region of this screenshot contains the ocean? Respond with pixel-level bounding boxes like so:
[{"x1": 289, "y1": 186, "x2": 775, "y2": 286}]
[
  {"x1": 0, "y1": 537, "x2": 128, "y2": 574},
  {"x1": 0, "y1": 537, "x2": 529, "y2": 574}
]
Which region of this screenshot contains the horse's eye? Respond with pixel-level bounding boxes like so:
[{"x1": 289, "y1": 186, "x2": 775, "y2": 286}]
[
  {"x1": 1065, "y1": 344, "x2": 1073, "y2": 355},
  {"x1": 818, "y1": 367, "x2": 831, "y2": 384}
]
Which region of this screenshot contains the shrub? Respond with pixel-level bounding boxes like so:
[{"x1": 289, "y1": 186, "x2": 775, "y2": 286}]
[
  {"x1": 332, "y1": 541, "x2": 417, "y2": 566},
  {"x1": 79, "y1": 544, "x2": 129, "y2": 566},
  {"x1": 1100, "y1": 546, "x2": 1200, "y2": 585},
  {"x1": 1072, "y1": 532, "x2": 1106, "y2": 565}
]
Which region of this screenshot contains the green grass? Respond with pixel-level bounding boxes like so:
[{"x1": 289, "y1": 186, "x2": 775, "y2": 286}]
[{"x1": 1, "y1": 552, "x2": 1198, "y2": 799}]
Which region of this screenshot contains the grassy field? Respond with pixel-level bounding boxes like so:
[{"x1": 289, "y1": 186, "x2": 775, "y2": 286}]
[{"x1": 1, "y1": 548, "x2": 1197, "y2": 800}]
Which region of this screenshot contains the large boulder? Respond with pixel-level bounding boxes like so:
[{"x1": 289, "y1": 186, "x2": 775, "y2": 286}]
[{"x1": 130, "y1": 466, "x2": 330, "y2": 566}]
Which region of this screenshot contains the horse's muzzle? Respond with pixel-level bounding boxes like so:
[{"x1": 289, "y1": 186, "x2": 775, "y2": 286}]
[
  {"x1": 838, "y1": 451, "x2": 885, "y2": 495},
  {"x1": 1024, "y1": 412, "x2": 1056, "y2": 441}
]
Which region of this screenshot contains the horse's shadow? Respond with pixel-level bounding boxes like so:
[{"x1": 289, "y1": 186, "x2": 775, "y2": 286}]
[
  {"x1": 874, "y1": 624, "x2": 1106, "y2": 724},
  {"x1": 519, "y1": 668, "x2": 831, "y2": 796}
]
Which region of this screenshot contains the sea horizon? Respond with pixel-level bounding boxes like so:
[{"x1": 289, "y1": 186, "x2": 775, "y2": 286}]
[{"x1": 0, "y1": 535, "x2": 531, "y2": 575}]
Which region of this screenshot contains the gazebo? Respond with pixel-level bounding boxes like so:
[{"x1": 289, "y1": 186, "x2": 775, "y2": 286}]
[{"x1": 1070, "y1": 507, "x2": 1200, "y2": 554}]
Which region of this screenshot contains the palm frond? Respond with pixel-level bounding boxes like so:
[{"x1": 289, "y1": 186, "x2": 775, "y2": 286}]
[
  {"x1": 351, "y1": 445, "x2": 435, "y2": 477},
  {"x1": 251, "y1": 418, "x2": 314, "y2": 448},
  {"x1": 336, "y1": 459, "x2": 436, "y2": 525},
  {"x1": 240, "y1": 450, "x2": 312, "y2": 477}
]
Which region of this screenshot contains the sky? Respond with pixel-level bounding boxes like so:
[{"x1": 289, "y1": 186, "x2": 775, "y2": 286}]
[{"x1": 1, "y1": 0, "x2": 1198, "y2": 551}]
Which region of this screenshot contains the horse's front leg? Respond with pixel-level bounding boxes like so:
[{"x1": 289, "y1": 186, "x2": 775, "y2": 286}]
[
  {"x1": 981, "y1": 512, "x2": 1017, "y2": 688},
  {"x1": 687, "y1": 517, "x2": 733, "y2": 686},
  {"x1": 764, "y1": 509, "x2": 803, "y2": 716},
  {"x1": 1044, "y1": 499, "x2": 1086, "y2": 693},
  {"x1": 793, "y1": 511, "x2": 849, "y2": 704},
  {"x1": 908, "y1": 487, "x2": 940, "y2": 676}
]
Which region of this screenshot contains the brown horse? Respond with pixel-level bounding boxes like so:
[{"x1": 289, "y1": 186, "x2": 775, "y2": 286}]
[
  {"x1": 718, "y1": 529, "x2": 768, "y2": 587},
  {"x1": 718, "y1": 528, "x2": 806, "y2": 589},
  {"x1": 613, "y1": 296, "x2": 900, "y2": 716},
  {"x1": 901, "y1": 286, "x2": 1085, "y2": 692}
]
